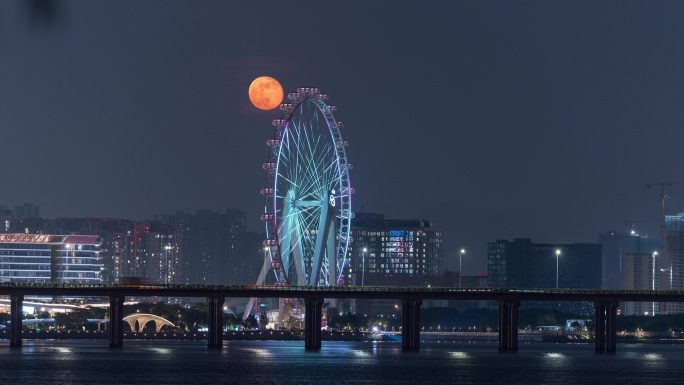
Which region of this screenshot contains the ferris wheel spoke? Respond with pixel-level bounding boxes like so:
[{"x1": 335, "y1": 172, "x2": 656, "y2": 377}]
[
  {"x1": 317, "y1": 155, "x2": 339, "y2": 188},
  {"x1": 297, "y1": 146, "x2": 334, "y2": 198},
  {"x1": 292, "y1": 128, "x2": 320, "y2": 196},
  {"x1": 277, "y1": 178, "x2": 299, "y2": 197},
  {"x1": 290, "y1": 118, "x2": 311, "y2": 176},
  {"x1": 305, "y1": 145, "x2": 333, "y2": 191}
]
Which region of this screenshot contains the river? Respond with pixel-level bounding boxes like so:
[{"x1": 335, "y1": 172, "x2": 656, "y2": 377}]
[{"x1": 0, "y1": 339, "x2": 679, "y2": 384}]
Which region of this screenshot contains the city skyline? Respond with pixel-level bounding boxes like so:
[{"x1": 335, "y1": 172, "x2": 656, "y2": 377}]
[{"x1": 2, "y1": 1, "x2": 684, "y2": 274}]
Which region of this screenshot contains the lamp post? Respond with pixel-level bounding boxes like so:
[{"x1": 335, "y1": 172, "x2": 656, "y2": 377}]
[
  {"x1": 164, "y1": 245, "x2": 173, "y2": 285},
  {"x1": 459, "y1": 249, "x2": 465, "y2": 289},
  {"x1": 555, "y1": 249, "x2": 561, "y2": 289},
  {"x1": 362, "y1": 247, "x2": 367, "y2": 287},
  {"x1": 652, "y1": 251, "x2": 658, "y2": 315}
]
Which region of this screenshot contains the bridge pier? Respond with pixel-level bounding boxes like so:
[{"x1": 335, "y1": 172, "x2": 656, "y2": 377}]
[
  {"x1": 207, "y1": 296, "x2": 224, "y2": 348},
  {"x1": 304, "y1": 297, "x2": 324, "y2": 350},
  {"x1": 594, "y1": 301, "x2": 619, "y2": 353},
  {"x1": 498, "y1": 300, "x2": 520, "y2": 352},
  {"x1": 401, "y1": 299, "x2": 422, "y2": 351},
  {"x1": 10, "y1": 294, "x2": 23, "y2": 347},
  {"x1": 109, "y1": 296, "x2": 125, "y2": 347}
]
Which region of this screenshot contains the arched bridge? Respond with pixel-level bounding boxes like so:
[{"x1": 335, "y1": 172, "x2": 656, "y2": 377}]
[{"x1": 123, "y1": 313, "x2": 175, "y2": 332}]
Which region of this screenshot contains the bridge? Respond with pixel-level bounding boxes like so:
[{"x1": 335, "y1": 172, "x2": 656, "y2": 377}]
[
  {"x1": 123, "y1": 313, "x2": 175, "y2": 332},
  {"x1": 2, "y1": 283, "x2": 683, "y2": 352}
]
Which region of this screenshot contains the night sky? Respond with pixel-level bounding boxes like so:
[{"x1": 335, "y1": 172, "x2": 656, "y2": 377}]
[{"x1": 1, "y1": 1, "x2": 684, "y2": 274}]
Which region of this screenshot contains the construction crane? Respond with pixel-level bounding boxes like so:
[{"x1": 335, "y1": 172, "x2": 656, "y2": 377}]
[{"x1": 624, "y1": 219, "x2": 647, "y2": 235}]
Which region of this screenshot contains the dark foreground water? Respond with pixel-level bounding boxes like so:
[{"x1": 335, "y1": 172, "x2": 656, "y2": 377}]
[{"x1": 0, "y1": 339, "x2": 682, "y2": 384}]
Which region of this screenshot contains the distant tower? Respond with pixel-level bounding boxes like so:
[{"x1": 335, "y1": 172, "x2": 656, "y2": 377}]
[{"x1": 14, "y1": 203, "x2": 40, "y2": 220}]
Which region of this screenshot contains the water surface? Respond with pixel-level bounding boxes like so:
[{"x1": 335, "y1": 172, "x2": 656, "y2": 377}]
[{"x1": 0, "y1": 340, "x2": 680, "y2": 384}]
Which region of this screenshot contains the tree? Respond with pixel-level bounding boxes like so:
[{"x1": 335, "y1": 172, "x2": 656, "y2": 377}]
[
  {"x1": 243, "y1": 314, "x2": 258, "y2": 330},
  {"x1": 224, "y1": 313, "x2": 240, "y2": 330}
]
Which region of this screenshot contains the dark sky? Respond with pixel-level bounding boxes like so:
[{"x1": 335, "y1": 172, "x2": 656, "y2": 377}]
[{"x1": 1, "y1": 1, "x2": 683, "y2": 274}]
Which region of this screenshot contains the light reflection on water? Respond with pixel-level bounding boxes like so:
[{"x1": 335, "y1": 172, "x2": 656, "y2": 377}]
[
  {"x1": 642, "y1": 352, "x2": 662, "y2": 360},
  {"x1": 1, "y1": 340, "x2": 684, "y2": 384},
  {"x1": 147, "y1": 347, "x2": 172, "y2": 355},
  {"x1": 351, "y1": 349, "x2": 371, "y2": 357},
  {"x1": 48, "y1": 347, "x2": 72, "y2": 354},
  {"x1": 243, "y1": 347, "x2": 272, "y2": 357},
  {"x1": 447, "y1": 351, "x2": 471, "y2": 359}
]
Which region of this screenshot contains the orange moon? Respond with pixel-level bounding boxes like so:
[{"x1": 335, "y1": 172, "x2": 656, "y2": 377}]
[{"x1": 248, "y1": 76, "x2": 284, "y2": 110}]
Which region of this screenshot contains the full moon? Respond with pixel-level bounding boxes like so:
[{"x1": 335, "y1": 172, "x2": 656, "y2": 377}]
[{"x1": 248, "y1": 76, "x2": 284, "y2": 110}]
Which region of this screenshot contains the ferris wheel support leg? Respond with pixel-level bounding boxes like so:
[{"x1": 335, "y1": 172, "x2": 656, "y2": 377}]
[
  {"x1": 279, "y1": 203, "x2": 293, "y2": 283},
  {"x1": 327, "y1": 218, "x2": 337, "y2": 284},
  {"x1": 310, "y1": 203, "x2": 333, "y2": 286},
  {"x1": 280, "y1": 198, "x2": 306, "y2": 286},
  {"x1": 304, "y1": 297, "x2": 324, "y2": 350},
  {"x1": 291, "y1": 219, "x2": 306, "y2": 286},
  {"x1": 243, "y1": 252, "x2": 272, "y2": 321}
]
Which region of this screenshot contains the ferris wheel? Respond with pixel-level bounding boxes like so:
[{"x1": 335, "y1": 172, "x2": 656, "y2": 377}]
[{"x1": 259, "y1": 87, "x2": 353, "y2": 288}]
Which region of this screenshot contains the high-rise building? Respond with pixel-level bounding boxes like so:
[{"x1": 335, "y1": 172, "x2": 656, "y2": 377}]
[
  {"x1": 665, "y1": 213, "x2": 684, "y2": 314},
  {"x1": 39, "y1": 217, "x2": 186, "y2": 284},
  {"x1": 345, "y1": 213, "x2": 444, "y2": 315},
  {"x1": 598, "y1": 231, "x2": 658, "y2": 315},
  {"x1": 0, "y1": 233, "x2": 101, "y2": 283},
  {"x1": 220, "y1": 209, "x2": 248, "y2": 284},
  {"x1": 599, "y1": 231, "x2": 628, "y2": 290},
  {"x1": 156, "y1": 209, "x2": 247, "y2": 285},
  {"x1": 41, "y1": 217, "x2": 152, "y2": 283},
  {"x1": 14, "y1": 203, "x2": 40, "y2": 220},
  {"x1": 598, "y1": 231, "x2": 659, "y2": 290},
  {"x1": 244, "y1": 231, "x2": 267, "y2": 285},
  {"x1": 144, "y1": 222, "x2": 183, "y2": 285},
  {"x1": 623, "y1": 251, "x2": 656, "y2": 316},
  {"x1": 487, "y1": 238, "x2": 601, "y2": 315},
  {"x1": 487, "y1": 238, "x2": 601, "y2": 289},
  {"x1": 349, "y1": 213, "x2": 444, "y2": 285},
  {"x1": 11, "y1": 203, "x2": 42, "y2": 233}
]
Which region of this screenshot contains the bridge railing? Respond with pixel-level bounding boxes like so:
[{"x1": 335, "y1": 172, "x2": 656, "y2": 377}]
[{"x1": 3, "y1": 282, "x2": 684, "y2": 297}]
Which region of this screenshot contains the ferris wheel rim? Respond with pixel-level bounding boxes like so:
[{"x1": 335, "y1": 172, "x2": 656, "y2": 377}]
[{"x1": 262, "y1": 89, "x2": 351, "y2": 287}]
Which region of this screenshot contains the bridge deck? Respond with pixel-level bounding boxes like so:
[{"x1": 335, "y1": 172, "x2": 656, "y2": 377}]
[{"x1": 1, "y1": 283, "x2": 683, "y2": 302}]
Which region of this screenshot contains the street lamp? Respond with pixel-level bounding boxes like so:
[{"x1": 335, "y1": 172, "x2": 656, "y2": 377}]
[
  {"x1": 555, "y1": 249, "x2": 561, "y2": 289},
  {"x1": 164, "y1": 245, "x2": 173, "y2": 285},
  {"x1": 459, "y1": 249, "x2": 465, "y2": 289},
  {"x1": 362, "y1": 247, "x2": 367, "y2": 287}
]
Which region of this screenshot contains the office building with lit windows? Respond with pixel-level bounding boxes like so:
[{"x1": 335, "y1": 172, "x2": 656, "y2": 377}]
[
  {"x1": 0, "y1": 233, "x2": 101, "y2": 283},
  {"x1": 346, "y1": 213, "x2": 444, "y2": 315},
  {"x1": 348, "y1": 213, "x2": 444, "y2": 283}
]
